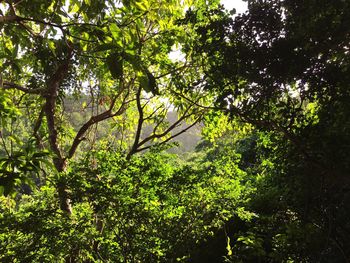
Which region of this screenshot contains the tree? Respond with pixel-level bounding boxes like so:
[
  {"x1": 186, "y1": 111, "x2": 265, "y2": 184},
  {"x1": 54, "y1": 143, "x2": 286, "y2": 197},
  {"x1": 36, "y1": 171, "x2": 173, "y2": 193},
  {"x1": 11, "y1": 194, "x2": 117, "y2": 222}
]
[
  {"x1": 2, "y1": 0, "x2": 349, "y2": 261},
  {"x1": 1, "y1": 1, "x2": 240, "y2": 261},
  {"x1": 0, "y1": 0, "x2": 211, "y2": 214},
  {"x1": 184, "y1": 0, "x2": 350, "y2": 261}
]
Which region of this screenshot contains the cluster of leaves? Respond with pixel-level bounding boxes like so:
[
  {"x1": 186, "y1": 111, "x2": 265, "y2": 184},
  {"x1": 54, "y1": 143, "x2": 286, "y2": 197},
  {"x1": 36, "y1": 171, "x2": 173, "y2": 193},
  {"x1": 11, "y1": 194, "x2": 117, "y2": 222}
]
[
  {"x1": 188, "y1": 0, "x2": 350, "y2": 129},
  {"x1": 0, "y1": 144, "x2": 250, "y2": 262},
  {"x1": 179, "y1": 0, "x2": 350, "y2": 261},
  {"x1": 225, "y1": 102, "x2": 350, "y2": 262}
]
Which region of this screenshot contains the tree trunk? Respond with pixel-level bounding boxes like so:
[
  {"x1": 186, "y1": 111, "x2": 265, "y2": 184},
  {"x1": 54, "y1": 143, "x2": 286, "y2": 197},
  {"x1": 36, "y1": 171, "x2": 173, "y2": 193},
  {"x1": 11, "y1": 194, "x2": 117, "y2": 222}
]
[{"x1": 53, "y1": 157, "x2": 72, "y2": 214}]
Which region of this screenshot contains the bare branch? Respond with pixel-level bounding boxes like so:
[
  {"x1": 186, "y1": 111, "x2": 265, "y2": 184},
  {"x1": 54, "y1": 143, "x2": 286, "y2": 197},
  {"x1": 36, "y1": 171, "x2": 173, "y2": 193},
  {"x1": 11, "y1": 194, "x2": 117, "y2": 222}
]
[
  {"x1": 2, "y1": 81, "x2": 43, "y2": 94},
  {"x1": 67, "y1": 109, "x2": 113, "y2": 159},
  {"x1": 67, "y1": 91, "x2": 129, "y2": 159},
  {"x1": 135, "y1": 105, "x2": 198, "y2": 151},
  {"x1": 127, "y1": 86, "x2": 144, "y2": 159},
  {"x1": 135, "y1": 115, "x2": 202, "y2": 154},
  {"x1": 149, "y1": 107, "x2": 168, "y2": 133},
  {"x1": 143, "y1": 104, "x2": 163, "y2": 121},
  {"x1": 170, "y1": 88, "x2": 219, "y2": 111},
  {"x1": 0, "y1": 15, "x2": 21, "y2": 23}
]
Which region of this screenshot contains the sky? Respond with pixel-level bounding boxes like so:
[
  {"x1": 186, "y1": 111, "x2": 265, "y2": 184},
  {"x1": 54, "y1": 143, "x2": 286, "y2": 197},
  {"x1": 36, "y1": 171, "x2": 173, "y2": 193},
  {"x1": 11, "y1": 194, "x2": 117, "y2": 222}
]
[{"x1": 221, "y1": 0, "x2": 248, "y2": 14}]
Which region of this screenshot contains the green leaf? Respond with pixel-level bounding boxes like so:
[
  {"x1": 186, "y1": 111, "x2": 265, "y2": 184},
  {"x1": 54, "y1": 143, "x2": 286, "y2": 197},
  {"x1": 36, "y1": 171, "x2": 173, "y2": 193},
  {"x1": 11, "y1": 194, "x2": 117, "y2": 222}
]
[
  {"x1": 146, "y1": 70, "x2": 159, "y2": 95},
  {"x1": 11, "y1": 62, "x2": 21, "y2": 74},
  {"x1": 4, "y1": 47, "x2": 12, "y2": 57},
  {"x1": 106, "y1": 53, "x2": 123, "y2": 79},
  {"x1": 48, "y1": 41, "x2": 56, "y2": 56},
  {"x1": 226, "y1": 236, "x2": 233, "y2": 256},
  {"x1": 139, "y1": 69, "x2": 159, "y2": 95},
  {"x1": 32, "y1": 152, "x2": 50, "y2": 158},
  {"x1": 134, "y1": 0, "x2": 148, "y2": 11},
  {"x1": 94, "y1": 43, "x2": 116, "y2": 52},
  {"x1": 69, "y1": 3, "x2": 80, "y2": 13},
  {"x1": 229, "y1": 8, "x2": 236, "y2": 16},
  {"x1": 123, "y1": 53, "x2": 143, "y2": 71},
  {"x1": 139, "y1": 74, "x2": 149, "y2": 91},
  {"x1": 122, "y1": 0, "x2": 130, "y2": 8},
  {"x1": 110, "y1": 23, "x2": 121, "y2": 40}
]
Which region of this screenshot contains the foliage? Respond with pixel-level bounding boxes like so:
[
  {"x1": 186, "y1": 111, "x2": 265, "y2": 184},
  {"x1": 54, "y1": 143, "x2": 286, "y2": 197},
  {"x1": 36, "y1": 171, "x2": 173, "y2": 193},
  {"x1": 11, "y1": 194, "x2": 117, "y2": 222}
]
[
  {"x1": 182, "y1": 0, "x2": 350, "y2": 261},
  {"x1": 0, "y1": 147, "x2": 249, "y2": 262},
  {"x1": 1, "y1": 0, "x2": 350, "y2": 261}
]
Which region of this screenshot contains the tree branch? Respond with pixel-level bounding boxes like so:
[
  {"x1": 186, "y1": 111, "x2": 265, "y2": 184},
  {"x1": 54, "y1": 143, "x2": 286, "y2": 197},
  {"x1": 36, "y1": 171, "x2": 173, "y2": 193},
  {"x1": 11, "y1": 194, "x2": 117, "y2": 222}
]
[
  {"x1": 67, "y1": 92, "x2": 129, "y2": 159},
  {"x1": 2, "y1": 81, "x2": 43, "y2": 94},
  {"x1": 143, "y1": 104, "x2": 163, "y2": 121},
  {"x1": 127, "y1": 86, "x2": 144, "y2": 159},
  {"x1": 0, "y1": 15, "x2": 21, "y2": 23},
  {"x1": 130, "y1": 105, "x2": 199, "y2": 156},
  {"x1": 135, "y1": 115, "x2": 202, "y2": 153}
]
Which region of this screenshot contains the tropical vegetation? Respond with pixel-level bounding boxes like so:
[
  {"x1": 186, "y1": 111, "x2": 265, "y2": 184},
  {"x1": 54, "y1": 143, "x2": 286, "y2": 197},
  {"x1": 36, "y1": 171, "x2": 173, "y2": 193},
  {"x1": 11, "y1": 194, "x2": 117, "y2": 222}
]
[{"x1": 1, "y1": 0, "x2": 349, "y2": 262}]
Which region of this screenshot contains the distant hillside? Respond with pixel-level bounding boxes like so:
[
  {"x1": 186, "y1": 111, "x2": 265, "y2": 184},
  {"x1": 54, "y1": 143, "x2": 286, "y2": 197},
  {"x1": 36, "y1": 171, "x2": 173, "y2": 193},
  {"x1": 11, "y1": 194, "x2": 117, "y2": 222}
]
[
  {"x1": 165, "y1": 111, "x2": 202, "y2": 154},
  {"x1": 64, "y1": 96, "x2": 202, "y2": 154}
]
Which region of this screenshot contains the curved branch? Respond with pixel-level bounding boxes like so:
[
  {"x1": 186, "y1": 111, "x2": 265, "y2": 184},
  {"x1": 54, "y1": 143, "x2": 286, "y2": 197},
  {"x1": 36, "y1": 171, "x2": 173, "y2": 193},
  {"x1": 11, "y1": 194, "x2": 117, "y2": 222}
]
[{"x1": 67, "y1": 91, "x2": 129, "y2": 159}]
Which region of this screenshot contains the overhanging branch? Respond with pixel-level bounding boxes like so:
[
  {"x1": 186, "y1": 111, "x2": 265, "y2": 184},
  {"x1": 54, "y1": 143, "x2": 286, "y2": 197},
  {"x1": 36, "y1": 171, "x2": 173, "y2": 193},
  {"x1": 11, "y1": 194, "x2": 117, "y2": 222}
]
[{"x1": 2, "y1": 81, "x2": 43, "y2": 94}]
